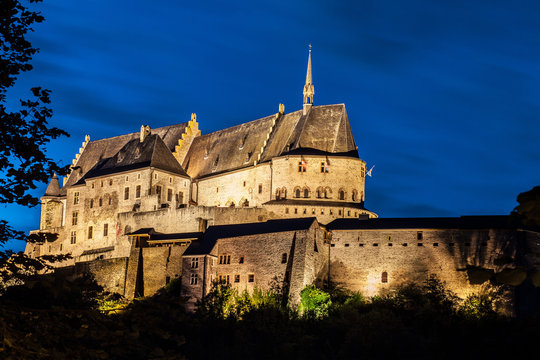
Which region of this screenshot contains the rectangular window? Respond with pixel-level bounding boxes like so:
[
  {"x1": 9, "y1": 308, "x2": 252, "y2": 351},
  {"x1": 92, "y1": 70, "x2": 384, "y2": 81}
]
[
  {"x1": 90, "y1": 199, "x2": 94, "y2": 208},
  {"x1": 70, "y1": 231, "x2": 76, "y2": 244},
  {"x1": 219, "y1": 255, "x2": 230, "y2": 264},
  {"x1": 167, "y1": 188, "x2": 173, "y2": 202},
  {"x1": 190, "y1": 273, "x2": 198, "y2": 285},
  {"x1": 258, "y1": 184, "x2": 262, "y2": 194},
  {"x1": 417, "y1": 231, "x2": 423, "y2": 240},
  {"x1": 91, "y1": 183, "x2": 95, "y2": 189},
  {"x1": 156, "y1": 185, "x2": 162, "y2": 201},
  {"x1": 88, "y1": 226, "x2": 93, "y2": 239},
  {"x1": 234, "y1": 274, "x2": 240, "y2": 283},
  {"x1": 124, "y1": 187, "x2": 129, "y2": 200},
  {"x1": 320, "y1": 162, "x2": 328, "y2": 173},
  {"x1": 73, "y1": 191, "x2": 79, "y2": 205},
  {"x1": 191, "y1": 257, "x2": 199, "y2": 269},
  {"x1": 219, "y1": 275, "x2": 230, "y2": 284},
  {"x1": 103, "y1": 223, "x2": 108, "y2": 237},
  {"x1": 248, "y1": 274, "x2": 255, "y2": 283},
  {"x1": 99, "y1": 198, "x2": 103, "y2": 207},
  {"x1": 136, "y1": 185, "x2": 141, "y2": 198},
  {"x1": 298, "y1": 161, "x2": 306, "y2": 172},
  {"x1": 72, "y1": 211, "x2": 78, "y2": 226},
  {"x1": 239, "y1": 256, "x2": 244, "y2": 264}
]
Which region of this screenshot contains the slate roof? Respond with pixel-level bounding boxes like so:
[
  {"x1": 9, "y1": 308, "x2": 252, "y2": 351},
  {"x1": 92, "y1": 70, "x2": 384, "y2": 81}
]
[
  {"x1": 77, "y1": 134, "x2": 188, "y2": 183},
  {"x1": 44, "y1": 173, "x2": 61, "y2": 196},
  {"x1": 326, "y1": 215, "x2": 521, "y2": 230},
  {"x1": 127, "y1": 228, "x2": 203, "y2": 241},
  {"x1": 183, "y1": 104, "x2": 358, "y2": 179},
  {"x1": 63, "y1": 123, "x2": 189, "y2": 191},
  {"x1": 264, "y1": 199, "x2": 368, "y2": 210},
  {"x1": 183, "y1": 217, "x2": 318, "y2": 256}
]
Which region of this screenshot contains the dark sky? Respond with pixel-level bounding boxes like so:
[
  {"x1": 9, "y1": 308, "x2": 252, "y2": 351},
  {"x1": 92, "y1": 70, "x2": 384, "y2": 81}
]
[{"x1": 3, "y1": 0, "x2": 540, "y2": 251}]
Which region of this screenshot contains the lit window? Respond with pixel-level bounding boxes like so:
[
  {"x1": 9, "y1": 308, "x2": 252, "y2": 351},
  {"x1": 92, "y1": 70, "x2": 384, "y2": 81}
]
[{"x1": 73, "y1": 192, "x2": 79, "y2": 205}]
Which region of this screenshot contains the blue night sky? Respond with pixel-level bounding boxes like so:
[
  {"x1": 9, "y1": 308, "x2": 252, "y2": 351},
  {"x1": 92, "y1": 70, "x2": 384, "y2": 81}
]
[{"x1": 3, "y1": 0, "x2": 540, "y2": 251}]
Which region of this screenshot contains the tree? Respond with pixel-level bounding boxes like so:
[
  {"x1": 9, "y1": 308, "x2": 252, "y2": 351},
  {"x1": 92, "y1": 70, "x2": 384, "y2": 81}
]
[
  {"x1": 0, "y1": 0, "x2": 69, "y2": 285},
  {"x1": 513, "y1": 186, "x2": 540, "y2": 227}
]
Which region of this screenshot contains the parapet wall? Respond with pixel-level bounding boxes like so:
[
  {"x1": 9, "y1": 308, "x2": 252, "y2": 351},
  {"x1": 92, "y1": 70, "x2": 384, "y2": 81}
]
[{"x1": 329, "y1": 228, "x2": 520, "y2": 299}]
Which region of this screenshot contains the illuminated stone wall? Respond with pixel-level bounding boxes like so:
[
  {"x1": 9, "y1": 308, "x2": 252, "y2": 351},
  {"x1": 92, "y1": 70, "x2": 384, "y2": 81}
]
[
  {"x1": 180, "y1": 222, "x2": 330, "y2": 307},
  {"x1": 329, "y1": 228, "x2": 521, "y2": 299}
]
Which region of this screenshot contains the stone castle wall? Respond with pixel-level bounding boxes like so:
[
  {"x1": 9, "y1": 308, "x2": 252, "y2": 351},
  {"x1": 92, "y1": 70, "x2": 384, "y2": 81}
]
[{"x1": 329, "y1": 228, "x2": 520, "y2": 299}]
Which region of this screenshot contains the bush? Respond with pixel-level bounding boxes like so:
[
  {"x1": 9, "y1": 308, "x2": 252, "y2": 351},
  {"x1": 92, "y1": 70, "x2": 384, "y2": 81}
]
[{"x1": 298, "y1": 285, "x2": 332, "y2": 319}]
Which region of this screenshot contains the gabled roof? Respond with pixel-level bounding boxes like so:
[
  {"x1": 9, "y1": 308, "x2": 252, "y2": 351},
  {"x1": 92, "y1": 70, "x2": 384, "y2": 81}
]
[
  {"x1": 76, "y1": 134, "x2": 188, "y2": 183},
  {"x1": 326, "y1": 215, "x2": 521, "y2": 231},
  {"x1": 63, "y1": 123, "x2": 189, "y2": 191},
  {"x1": 183, "y1": 104, "x2": 358, "y2": 179},
  {"x1": 183, "y1": 217, "x2": 318, "y2": 256}
]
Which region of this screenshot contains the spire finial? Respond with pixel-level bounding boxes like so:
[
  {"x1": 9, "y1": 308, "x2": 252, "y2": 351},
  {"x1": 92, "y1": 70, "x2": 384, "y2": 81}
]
[{"x1": 303, "y1": 45, "x2": 315, "y2": 114}]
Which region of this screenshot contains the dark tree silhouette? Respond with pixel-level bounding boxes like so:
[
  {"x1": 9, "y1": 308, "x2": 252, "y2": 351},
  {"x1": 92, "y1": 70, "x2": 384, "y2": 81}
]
[
  {"x1": 0, "y1": 0, "x2": 69, "y2": 284},
  {"x1": 514, "y1": 186, "x2": 540, "y2": 227}
]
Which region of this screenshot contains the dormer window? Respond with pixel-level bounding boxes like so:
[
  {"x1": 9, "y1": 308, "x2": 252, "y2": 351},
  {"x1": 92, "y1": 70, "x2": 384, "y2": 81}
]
[{"x1": 239, "y1": 134, "x2": 248, "y2": 150}]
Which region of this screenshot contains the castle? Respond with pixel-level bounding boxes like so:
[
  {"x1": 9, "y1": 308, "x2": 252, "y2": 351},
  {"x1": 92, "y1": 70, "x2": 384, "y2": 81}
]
[{"x1": 26, "y1": 50, "x2": 540, "y2": 311}]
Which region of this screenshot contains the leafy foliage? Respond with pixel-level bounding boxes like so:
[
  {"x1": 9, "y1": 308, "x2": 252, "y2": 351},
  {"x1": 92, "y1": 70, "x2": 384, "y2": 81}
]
[
  {"x1": 298, "y1": 285, "x2": 332, "y2": 319},
  {"x1": 513, "y1": 186, "x2": 540, "y2": 227},
  {"x1": 0, "y1": 0, "x2": 70, "y2": 289}
]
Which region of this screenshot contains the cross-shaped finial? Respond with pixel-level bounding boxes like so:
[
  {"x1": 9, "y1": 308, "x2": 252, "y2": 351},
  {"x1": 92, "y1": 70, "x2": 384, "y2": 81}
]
[{"x1": 309, "y1": 44, "x2": 312, "y2": 52}]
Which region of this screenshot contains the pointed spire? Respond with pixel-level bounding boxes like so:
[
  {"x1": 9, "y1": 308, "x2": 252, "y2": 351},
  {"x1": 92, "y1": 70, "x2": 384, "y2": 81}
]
[
  {"x1": 44, "y1": 172, "x2": 61, "y2": 196},
  {"x1": 303, "y1": 44, "x2": 314, "y2": 114}
]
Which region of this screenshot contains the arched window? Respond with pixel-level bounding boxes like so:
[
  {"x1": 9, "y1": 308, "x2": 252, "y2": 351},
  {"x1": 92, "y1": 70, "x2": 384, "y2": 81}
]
[
  {"x1": 316, "y1": 187, "x2": 323, "y2": 199},
  {"x1": 339, "y1": 189, "x2": 345, "y2": 200},
  {"x1": 295, "y1": 188, "x2": 301, "y2": 198},
  {"x1": 242, "y1": 199, "x2": 249, "y2": 207},
  {"x1": 325, "y1": 187, "x2": 332, "y2": 199},
  {"x1": 381, "y1": 271, "x2": 388, "y2": 283},
  {"x1": 281, "y1": 253, "x2": 287, "y2": 264},
  {"x1": 282, "y1": 187, "x2": 287, "y2": 199},
  {"x1": 275, "y1": 189, "x2": 281, "y2": 200},
  {"x1": 352, "y1": 190, "x2": 358, "y2": 202},
  {"x1": 229, "y1": 202, "x2": 235, "y2": 208},
  {"x1": 303, "y1": 188, "x2": 309, "y2": 198}
]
